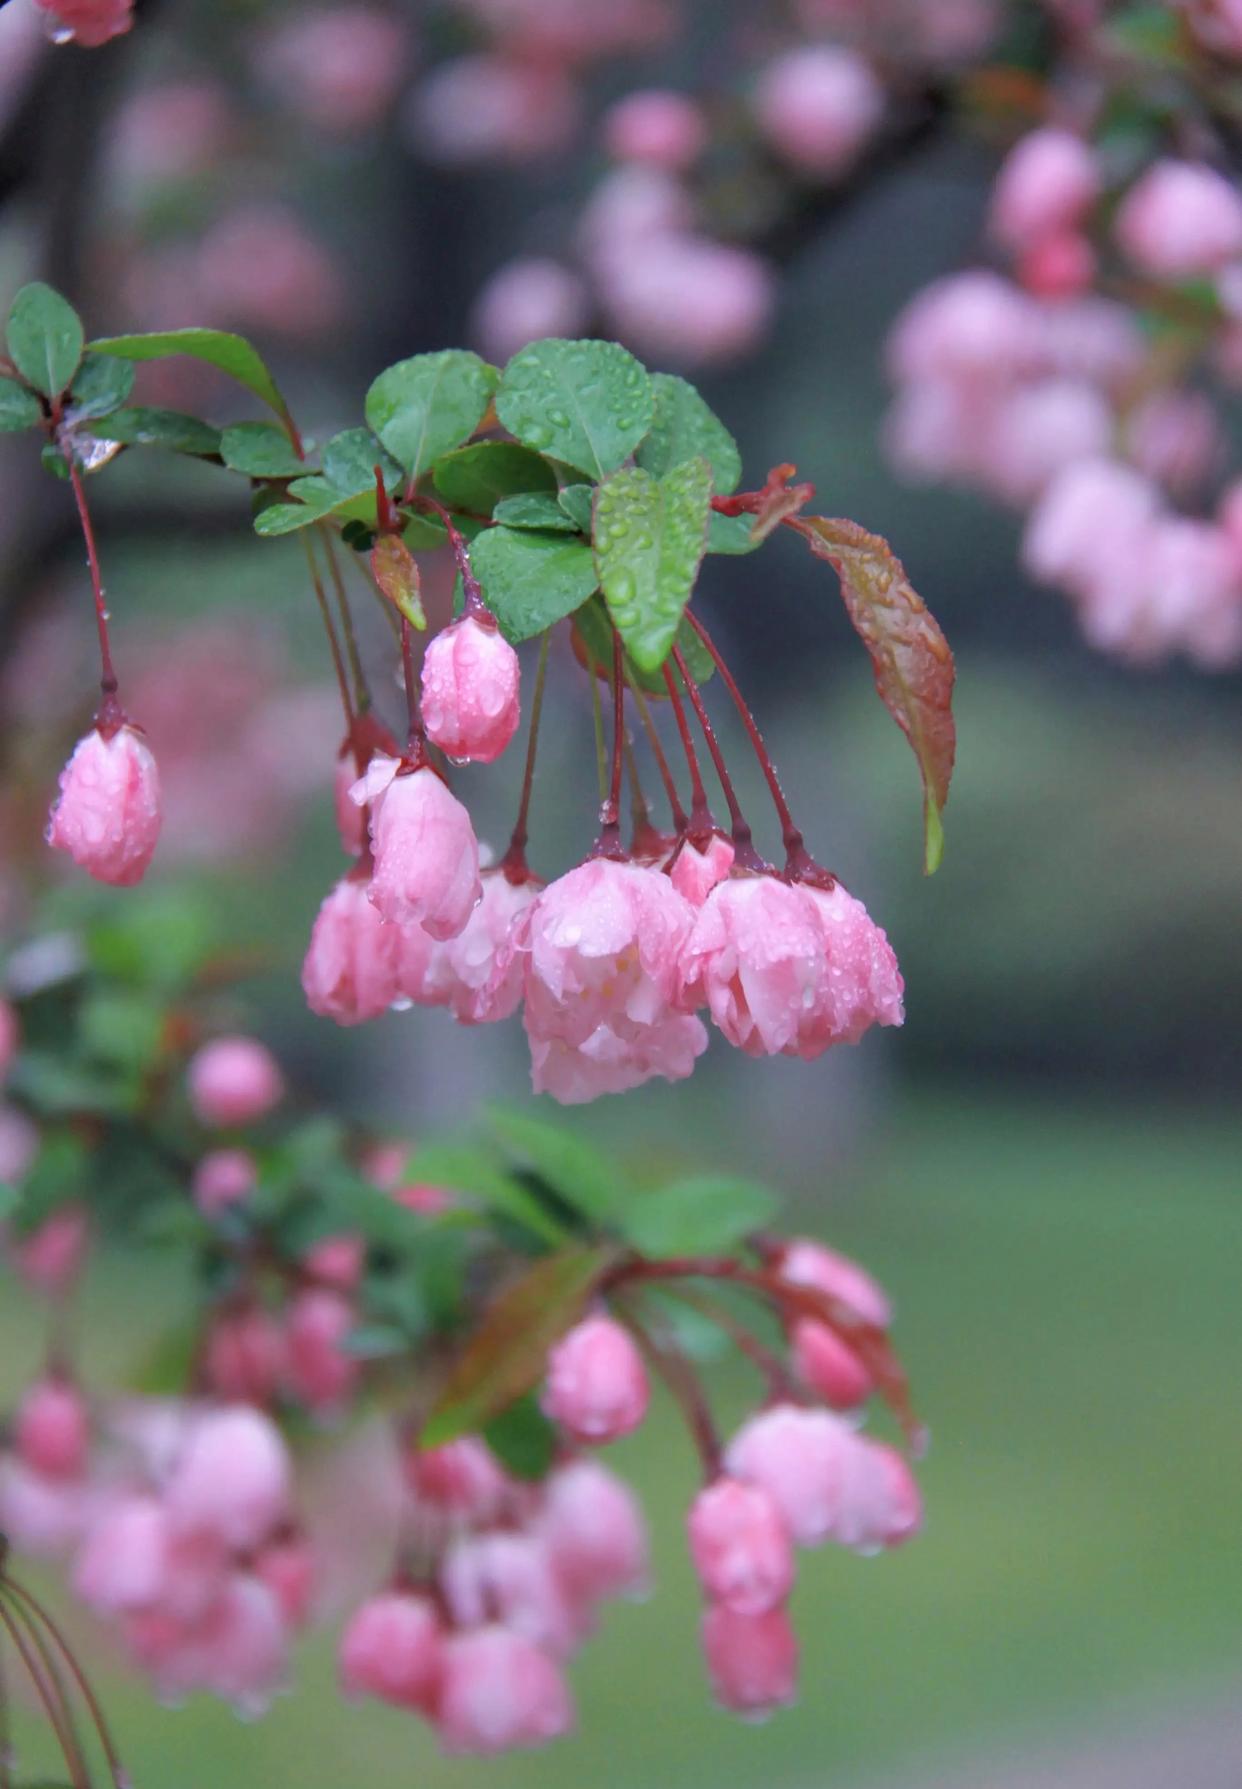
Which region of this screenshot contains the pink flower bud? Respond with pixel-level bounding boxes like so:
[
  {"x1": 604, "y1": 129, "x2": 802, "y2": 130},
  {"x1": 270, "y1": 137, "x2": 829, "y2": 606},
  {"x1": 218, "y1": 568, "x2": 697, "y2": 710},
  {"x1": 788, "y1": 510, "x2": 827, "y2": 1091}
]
[
  {"x1": 203, "y1": 1306, "x2": 287, "y2": 1405},
  {"x1": 7, "y1": 1201, "x2": 89, "y2": 1295},
  {"x1": 436, "y1": 1625, "x2": 575, "y2": 1755},
  {"x1": 542, "y1": 1315, "x2": 650, "y2": 1443},
  {"x1": 989, "y1": 127, "x2": 1099, "y2": 251},
  {"x1": 441, "y1": 1531, "x2": 577, "y2": 1658},
  {"x1": 471, "y1": 258, "x2": 591, "y2": 365},
  {"x1": 603, "y1": 88, "x2": 706, "y2": 171},
  {"x1": 258, "y1": 6, "x2": 408, "y2": 136},
  {"x1": 0, "y1": 1000, "x2": 17, "y2": 1085},
  {"x1": 983, "y1": 377, "x2": 1113, "y2": 506},
  {"x1": 192, "y1": 1147, "x2": 257, "y2": 1217},
  {"x1": 1017, "y1": 230, "x2": 1096, "y2": 299},
  {"x1": 283, "y1": 1287, "x2": 360, "y2": 1415},
  {"x1": 537, "y1": 1459, "x2": 650, "y2": 1606},
  {"x1": 687, "y1": 1479, "x2": 794, "y2": 1615},
  {"x1": 302, "y1": 872, "x2": 404, "y2": 1025},
  {"x1": 1023, "y1": 457, "x2": 1161, "y2": 591},
  {"x1": 15, "y1": 1378, "x2": 89, "y2": 1480},
  {"x1": 701, "y1": 1604, "x2": 798, "y2": 1718},
  {"x1": 790, "y1": 1319, "x2": 873, "y2": 1408},
  {"x1": 74, "y1": 1495, "x2": 171, "y2": 1613},
  {"x1": 887, "y1": 271, "x2": 1040, "y2": 387},
  {"x1": 46, "y1": 723, "x2": 161, "y2": 886},
  {"x1": 527, "y1": 1009, "x2": 708, "y2": 1105},
  {"x1": 0, "y1": 1460, "x2": 87, "y2": 1557},
  {"x1": 723, "y1": 1403, "x2": 859, "y2": 1546},
  {"x1": 601, "y1": 237, "x2": 774, "y2": 365},
  {"x1": 187, "y1": 1037, "x2": 284, "y2": 1128},
  {"x1": 1115, "y1": 160, "x2": 1242, "y2": 280},
  {"x1": 304, "y1": 1233, "x2": 365, "y2": 1291},
  {"x1": 669, "y1": 833, "x2": 734, "y2": 905},
  {"x1": 406, "y1": 1438, "x2": 509, "y2": 1519},
  {"x1": 421, "y1": 615, "x2": 521, "y2": 764},
  {"x1": 165, "y1": 1406, "x2": 292, "y2": 1551},
  {"x1": 254, "y1": 1536, "x2": 316, "y2": 1628},
  {"x1": 339, "y1": 1590, "x2": 443, "y2": 1710},
  {"x1": 34, "y1": 0, "x2": 133, "y2": 47},
  {"x1": 128, "y1": 1573, "x2": 289, "y2": 1715},
  {"x1": 410, "y1": 54, "x2": 580, "y2": 166},
  {"x1": 353, "y1": 760, "x2": 481, "y2": 940},
  {"x1": 753, "y1": 46, "x2": 883, "y2": 178},
  {"x1": 779, "y1": 1239, "x2": 892, "y2": 1328}
]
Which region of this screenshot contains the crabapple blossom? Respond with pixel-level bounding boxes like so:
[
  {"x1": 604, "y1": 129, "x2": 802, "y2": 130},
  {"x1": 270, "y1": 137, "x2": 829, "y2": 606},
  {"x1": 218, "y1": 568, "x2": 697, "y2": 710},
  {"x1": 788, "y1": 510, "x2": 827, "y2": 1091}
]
[
  {"x1": 406, "y1": 1439, "x2": 510, "y2": 1520},
  {"x1": 302, "y1": 873, "x2": 403, "y2": 1025},
  {"x1": 47, "y1": 723, "x2": 162, "y2": 887},
  {"x1": 199, "y1": 204, "x2": 344, "y2": 339},
  {"x1": 599, "y1": 237, "x2": 774, "y2": 365},
  {"x1": 258, "y1": 7, "x2": 408, "y2": 136},
  {"x1": 724, "y1": 1403, "x2": 864, "y2": 1547},
  {"x1": 779, "y1": 1239, "x2": 893, "y2": 1328},
  {"x1": 15, "y1": 1379, "x2": 90, "y2": 1481},
  {"x1": 73, "y1": 1496, "x2": 172, "y2": 1615},
  {"x1": 339, "y1": 1591, "x2": 443, "y2": 1710},
  {"x1": 1017, "y1": 230, "x2": 1096, "y2": 300},
  {"x1": 1114, "y1": 160, "x2": 1242, "y2": 280},
  {"x1": 603, "y1": 89, "x2": 706, "y2": 171},
  {"x1": 283, "y1": 1288, "x2": 360, "y2": 1415},
  {"x1": 254, "y1": 1537, "x2": 316, "y2": 1628},
  {"x1": 753, "y1": 46, "x2": 884, "y2": 178},
  {"x1": 7, "y1": 1202, "x2": 90, "y2": 1296},
  {"x1": 687, "y1": 1479, "x2": 795, "y2": 1616},
  {"x1": 164, "y1": 1407, "x2": 292, "y2": 1551},
  {"x1": 35, "y1": 0, "x2": 132, "y2": 46},
  {"x1": 471, "y1": 259, "x2": 591, "y2": 365},
  {"x1": 536, "y1": 1459, "x2": 651, "y2": 1605},
  {"x1": 436, "y1": 1626, "x2": 575, "y2": 1755},
  {"x1": 542, "y1": 1314, "x2": 650, "y2": 1443},
  {"x1": 0, "y1": 1459, "x2": 88, "y2": 1557},
  {"x1": 701, "y1": 1604, "x2": 799, "y2": 1718},
  {"x1": 669, "y1": 833, "x2": 735, "y2": 906},
  {"x1": 203, "y1": 1307, "x2": 287, "y2": 1405},
  {"x1": 420, "y1": 615, "x2": 522, "y2": 764},
  {"x1": 527, "y1": 1008, "x2": 708, "y2": 1104},
  {"x1": 416, "y1": 869, "x2": 543, "y2": 1024},
  {"x1": 989, "y1": 128, "x2": 1099, "y2": 251},
  {"x1": 192, "y1": 1148, "x2": 257, "y2": 1218},
  {"x1": 353, "y1": 760, "x2": 481, "y2": 940},
  {"x1": 187, "y1": 1037, "x2": 284, "y2": 1128},
  {"x1": 441, "y1": 1531, "x2": 578, "y2": 1657},
  {"x1": 780, "y1": 1239, "x2": 891, "y2": 1407},
  {"x1": 410, "y1": 55, "x2": 580, "y2": 165}
]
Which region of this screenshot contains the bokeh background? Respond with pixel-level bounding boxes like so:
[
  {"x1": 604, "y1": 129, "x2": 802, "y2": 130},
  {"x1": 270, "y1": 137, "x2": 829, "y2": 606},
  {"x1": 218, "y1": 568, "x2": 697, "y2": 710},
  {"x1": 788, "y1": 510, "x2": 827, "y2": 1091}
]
[{"x1": 1, "y1": 1, "x2": 1239, "y2": 1784}]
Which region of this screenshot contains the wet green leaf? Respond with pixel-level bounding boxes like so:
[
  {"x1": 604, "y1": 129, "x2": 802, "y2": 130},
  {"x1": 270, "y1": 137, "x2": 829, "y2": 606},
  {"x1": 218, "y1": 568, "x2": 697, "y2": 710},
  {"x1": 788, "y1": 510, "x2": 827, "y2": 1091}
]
[
  {"x1": 365, "y1": 350, "x2": 495, "y2": 480},
  {"x1": 496, "y1": 338, "x2": 653, "y2": 480},
  {"x1": 594, "y1": 458, "x2": 712, "y2": 672},
  {"x1": 7, "y1": 283, "x2": 83, "y2": 397},
  {"x1": 470, "y1": 526, "x2": 598, "y2": 643},
  {"x1": 636, "y1": 373, "x2": 741, "y2": 493}
]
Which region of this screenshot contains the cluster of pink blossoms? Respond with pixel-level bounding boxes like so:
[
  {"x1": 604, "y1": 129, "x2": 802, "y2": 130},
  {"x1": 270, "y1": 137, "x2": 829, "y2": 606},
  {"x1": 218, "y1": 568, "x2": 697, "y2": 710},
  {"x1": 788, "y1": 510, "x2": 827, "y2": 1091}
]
[{"x1": 887, "y1": 114, "x2": 1242, "y2": 667}]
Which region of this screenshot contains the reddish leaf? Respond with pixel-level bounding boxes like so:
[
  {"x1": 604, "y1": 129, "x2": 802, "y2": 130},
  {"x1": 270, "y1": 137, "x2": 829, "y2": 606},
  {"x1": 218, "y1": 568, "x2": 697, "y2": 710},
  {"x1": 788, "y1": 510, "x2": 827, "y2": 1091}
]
[
  {"x1": 790, "y1": 515, "x2": 956, "y2": 874},
  {"x1": 769, "y1": 1275, "x2": 925, "y2": 1452},
  {"x1": 370, "y1": 533, "x2": 425, "y2": 628},
  {"x1": 420, "y1": 1244, "x2": 619, "y2": 1447}
]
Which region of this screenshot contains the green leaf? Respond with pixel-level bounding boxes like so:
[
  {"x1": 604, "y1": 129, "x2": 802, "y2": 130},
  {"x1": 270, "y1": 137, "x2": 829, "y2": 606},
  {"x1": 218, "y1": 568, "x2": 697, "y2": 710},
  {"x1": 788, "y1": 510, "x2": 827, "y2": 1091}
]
[
  {"x1": 6, "y1": 283, "x2": 83, "y2": 398},
  {"x1": 420, "y1": 1244, "x2": 618, "y2": 1446},
  {"x1": 790, "y1": 515, "x2": 956, "y2": 875},
  {"x1": 103, "y1": 406, "x2": 222, "y2": 457},
  {"x1": 40, "y1": 443, "x2": 70, "y2": 481},
  {"x1": 252, "y1": 474, "x2": 388, "y2": 535},
  {"x1": 66, "y1": 352, "x2": 135, "y2": 422},
  {"x1": 621, "y1": 1175, "x2": 779, "y2": 1259},
  {"x1": 321, "y1": 426, "x2": 403, "y2": 496},
  {"x1": 79, "y1": 991, "x2": 164, "y2": 1074},
  {"x1": 496, "y1": 338, "x2": 654, "y2": 480},
  {"x1": 89, "y1": 327, "x2": 292, "y2": 423},
  {"x1": 365, "y1": 350, "x2": 495, "y2": 481},
  {"x1": 492, "y1": 493, "x2": 580, "y2": 532},
  {"x1": 572, "y1": 593, "x2": 712, "y2": 694},
  {"x1": 220, "y1": 421, "x2": 306, "y2": 478},
  {"x1": 409, "y1": 1141, "x2": 569, "y2": 1248},
  {"x1": 558, "y1": 484, "x2": 595, "y2": 532},
  {"x1": 0, "y1": 375, "x2": 41, "y2": 432},
  {"x1": 487, "y1": 1105, "x2": 624, "y2": 1225},
  {"x1": 707, "y1": 511, "x2": 762, "y2": 555},
  {"x1": 483, "y1": 1392, "x2": 559, "y2": 1481},
  {"x1": 470, "y1": 526, "x2": 598, "y2": 644},
  {"x1": 594, "y1": 458, "x2": 712, "y2": 673},
  {"x1": 636, "y1": 373, "x2": 742, "y2": 494},
  {"x1": 432, "y1": 441, "x2": 557, "y2": 513}
]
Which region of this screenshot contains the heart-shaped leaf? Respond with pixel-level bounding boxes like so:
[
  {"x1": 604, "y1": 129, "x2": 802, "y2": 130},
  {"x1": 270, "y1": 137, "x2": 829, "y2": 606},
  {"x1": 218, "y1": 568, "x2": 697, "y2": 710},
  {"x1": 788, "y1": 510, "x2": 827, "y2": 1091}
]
[
  {"x1": 470, "y1": 525, "x2": 599, "y2": 643},
  {"x1": 496, "y1": 338, "x2": 654, "y2": 480},
  {"x1": 7, "y1": 283, "x2": 84, "y2": 398},
  {"x1": 365, "y1": 350, "x2": 496, "y2": 480},
  {"x1": 594, "y1": 458, "x2": 712, "y2": 672}
]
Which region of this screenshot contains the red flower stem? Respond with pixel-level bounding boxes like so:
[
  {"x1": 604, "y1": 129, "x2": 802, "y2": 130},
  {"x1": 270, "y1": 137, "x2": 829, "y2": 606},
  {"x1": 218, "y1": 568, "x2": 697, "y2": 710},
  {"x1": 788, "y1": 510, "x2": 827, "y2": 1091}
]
[
  {"x1": 620, "y1": 1306, "x2": 721, "y2": 1482},
  {"x1": 660, "y1": 663, "x2": 712, "y2": 835},
  {"x1": 670, "y1": 647, "x2": 766, "y2": 869},
  {"x1": 0, "y1": 1594, "x2": 88, "y2": 1789},
  {"x1": 500, "y1": 630, "x2": 550, "y2": 880},
  {"x1": 4, "y1": 1579, "x2": 128, "y2": 1789},
  {"x1": 301, "y1": 535, "x2": 354, "y2": 735},
  {"x1": 67, "y1": 459, "x2": 120, "y2": 719},
  {"x1": 400, "y1": 617, "x2": 424, "y2": 756},
  {"x1": 592, "y1": 631, "x2": 626, "y2": 857},
  {"x1": 319, "y1": 525, "x2": 371, "y2": 713},
  {"x1": 626, "y1": 671, "x2": 688, "y2": 834},
  {"x1": 663, "y1": 1285, "x2": 801, "y2": 1405},
  {"x1": 684, "y1": 611, "x2": 805, "y2": 868},
  {"x1": 415, "y1": 493, "x2": 486, "y2": 617}
]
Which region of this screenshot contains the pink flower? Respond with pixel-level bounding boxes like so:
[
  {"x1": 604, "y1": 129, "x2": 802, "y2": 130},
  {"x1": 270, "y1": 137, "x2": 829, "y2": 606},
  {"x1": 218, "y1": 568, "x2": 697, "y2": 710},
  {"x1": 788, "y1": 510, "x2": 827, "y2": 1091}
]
[
  {"x1": 601, "y1": 237, "x2": 774, "y2": 365},
  {"x1": 527, "y1": 1010, "x2": 708, "y2": 1104},
  {"x1": 0, "y1": 1000, "x2": 17, "y2": 1085},
  {"x1": 7, "y1": 1201, "x2": 89, "y2": 1295},
  {"x1": 192, "y1": 1148, "x2": 257, "y2": 1218},
  {"x1": 187, "y1": 1036, "x2": 284, "y2": 1128},
  {"x1": 791, "y1": 1321, "x2": 874, "y2": 1409},
  {"x1": 1127, "y1": 389, "x2": 1223, "y2": 498},
  {"x1": 203, "y1": 1307, "x2": 286, "y2": 1405},
  {"x1": 304, "y1": 1233, "x2": 365, "y2": 1291},
  {"x1": 0, "y1": 1460, "x2": 88, "y2": 1557},
  {"x1": 669, "y1": 833, "x2": 734, "y2": 905},
  {"x1": 165, "y1": 1407, "x2": 292, "y2": 1551},
  {"x1": 1115, "y1": 160, "x2": 1242, "y2": 280},
  {"x1": 339, "y1": 1590, "x2": 443, "y2": 1710},
  {"x1": 35, "y1": 0, "x2": 132, "y2": 47},
  {"x1": 419, "y1": 869, "x2": 543, "y2": 1024},
  {"x1": 254, "y1": 1537, "x2": 316, "y2": 1628},
  {"x1": 302, "y1": 873, "x2": 403, "y2": 1025},
  {"x1": 701, "y1": 1604, "x2": 798, "y2": 1718},
  {"x1": 471, "y1": 258, "x2": 590, "y2": 365},
  {"x1": 603, "y1": 89, "x2": 706, "y2": 171},
  {"x1": 682, "y1": 875, "x2": 904, "y2": 1060},
  {"x1": 983, "y1": 378, "x2": 1113, "y2": 506},
  {"x1": 410, "y1": 53, "x2": 580, "y2": 165},
  {"x1": 753, "y1": 46, "x2": 883, "y2": 178},
  {"x1": 199, "y1": 204, "x2": 344, "y2": 341},
  {"x1": 542, "y1": 1315, "x2": 650, "y2": 1443},
  {"x1": 258, "y1": 6, "x2": 408, "y2": 135},
  {"x1": 436, "y1": 1626, "x2": 574, "y2": 1755},
  {"x1": 1023, "y1": 457, "x2": 1161, "y2": 591},
  {"x1": 74, "y1": 1496, "x2": 171, "y2": 1614},
  {"x1": 779, "y1": 1239, "x2": 892, "y2": 1328},
  {"x1": 1017, "y1": 229, "x2": 1096, "y2": 300},
  {"x1": 780, "y1": 1238, "x2": 891, "y2": 1409},
  {"x1": 406, "y1": 1439, "x2": 509, "y2": 1520},
  {"x1": 283, "y1": 1288, "x2": 359, "y2": 1415},
  {"x1": 15, "y1": 1378, "x2": 89, "y2": 1480},
  {"x1": 126, "y1": 1573, "x2": 289, "y2": 1715},
  {"x1": 536, "y1": 1459, "x2": 650, "y2": 1606},
  {"x1": 723, "y1": 1403, "x2": 860, "y2": 1547},
  {"x1": 354, "y1": 760, "x2": 481, "y2": 940},
  {"x1": 989, "y1": 128, "x2": 1099, "y2": 251},
  {"x1": 441, "y1": 1532, "x2": 577, "y2": 1658},
  {"x1": 888, "y1": 272, "x2": 1040, "y2": 387},
  {"x1": 687, "y1": 1479, "x2": 794, "y2": 1615},
  {"x1": 46, "y1": 724, "x2": 161, "y2": 886},
  {"x1": 421, "y1": 615, "x2": 522, "y2": 764}
]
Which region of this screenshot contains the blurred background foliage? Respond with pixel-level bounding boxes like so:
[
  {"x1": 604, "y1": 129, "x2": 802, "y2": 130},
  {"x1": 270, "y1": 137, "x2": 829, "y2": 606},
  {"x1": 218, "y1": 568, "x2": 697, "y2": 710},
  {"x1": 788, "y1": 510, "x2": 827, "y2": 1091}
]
[{"x1": 0, "y1": 0, "x2": 1239, "y2": 1783}]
